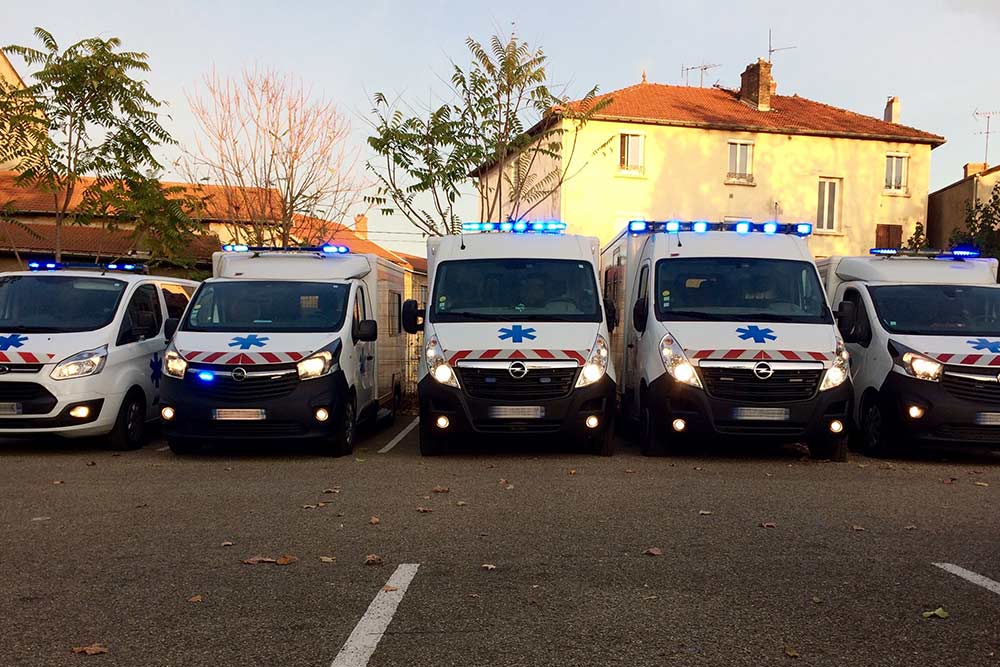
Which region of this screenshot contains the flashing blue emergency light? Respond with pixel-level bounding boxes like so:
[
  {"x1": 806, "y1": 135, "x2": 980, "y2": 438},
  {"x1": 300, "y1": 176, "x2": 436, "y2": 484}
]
[
  {"x1": 762, "y1": 222, "x2": 779, "y2": 235},
  {"x1": 795, "y1": 223, "x2": 813, "y2": 236},
  {"x1": 197, "y1": 371, "x2": 215, "y2": 382},
  {"x1": 530, "y1": 222, "x2": 546, "y2": 231},
  {"x1": 628, "y1": 220, "x2": 649, "y2": 233},
  {"x1": 499, "y1": 222, "x2": 513, "y2": 232},
  {"x1": 665, "y1": 220, "x2": 681, "y2": 233},
  {"x1": 222, "y1": 244, "x2": 250, "y2": 252},
  {"x1": 545, "y1": 221, "x2": 566, "y2": 232},
  {"x1": 735, "y1": 222, "x2": 752, "y2": 234},
  {"x1": 870, "y1": 248, "x2": 899, "y2": 256},
  {"x1": 321, "y1": 244, "x2": 350, "y2": 254},
  {"x1": 513, "y1": 221, "x2": 528, "y2": 232},
  {"x1": 950, "y1": 245, "x2": 981, "y2": 258},
  {"x1": 461, "y1": 220, "x2": 565, "y2": 235},
  {"x1": 692, "y1": 221, "x2": 709, "y2": 233}
]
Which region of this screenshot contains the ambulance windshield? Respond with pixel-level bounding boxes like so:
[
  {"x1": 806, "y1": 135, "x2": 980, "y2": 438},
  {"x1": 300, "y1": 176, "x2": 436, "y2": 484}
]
[
  {"x1": 655, "y1": 257, "x2": 831, "y2": 324},
  {"x1": 183, "y1": 280, "x2": 350, "y2": 333},
  {"x1": 430, "y1": 258, "x2": 601, "y2": 322},
  {"x1": 0, "y1": 275, "x2": 127, "y2": 333},
  {"x1": 868, "y1": 284, "x2": 1000, "y2": 336}
]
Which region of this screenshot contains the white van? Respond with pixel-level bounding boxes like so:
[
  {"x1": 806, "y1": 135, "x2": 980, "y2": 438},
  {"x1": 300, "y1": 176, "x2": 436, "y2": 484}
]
[
  {"x1": 402, "y1": 222, "x2": 618, "y2": 456},
  {"x1": 0, "y1": 262, "x2": 198, "y2": 449},
  {"x1": 818, "y1": 247, "x2": 1000, "y2": 452},
  {"x1": 160, "y1": 245, "x2": 406, "y2": 455},
  {"x1": 603, "y1": 221, "x2": 851, "y2": 460}
]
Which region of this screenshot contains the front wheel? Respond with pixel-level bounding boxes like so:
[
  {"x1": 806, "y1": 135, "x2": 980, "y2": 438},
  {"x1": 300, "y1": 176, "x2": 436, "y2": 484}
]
[
  {"x1": 861, "y1": 400, "x2": 897, "y2": 457},
  {"x1": 109, "y1": 392, "x2": 146, "y2": 451},
  {"x1": 328, "y1": 398, "x2": 356, "y2": 457},
  {"x1": 591, "y1": 419, "x2": 616, "y2": 457}
]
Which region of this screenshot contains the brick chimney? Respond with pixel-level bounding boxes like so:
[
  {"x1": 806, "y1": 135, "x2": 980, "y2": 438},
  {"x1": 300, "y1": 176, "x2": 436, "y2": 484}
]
[
  {"x1": 354, "y1": 213, "x2": 368, "y2": 240},
  {"x1": 964, "y1": 162, "x2": 990, "y2": 178},
  {"x1": 739, "y1": 59, "x2": 774, "y2": 112},
  {"x1": 883, "y1": 96, "x2": 900, "y2": 124}
]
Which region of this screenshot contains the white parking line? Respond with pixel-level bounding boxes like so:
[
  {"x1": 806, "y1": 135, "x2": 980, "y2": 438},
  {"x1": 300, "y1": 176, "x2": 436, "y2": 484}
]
[
  {"x1": 933, "y1": 562, "x2": 1000, "y2": 596},
  {"x1": 329, "y1": 563, "x2": 420, "y2": 667},
  {"x1": 378, "y1": 418, "x2": 419, "y2": 454}
]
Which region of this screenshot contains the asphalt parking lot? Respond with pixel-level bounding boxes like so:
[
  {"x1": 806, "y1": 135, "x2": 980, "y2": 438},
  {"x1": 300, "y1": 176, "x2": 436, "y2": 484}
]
[{"x1": 3, "y1": 420, "x2": 1000, "y2": 667}]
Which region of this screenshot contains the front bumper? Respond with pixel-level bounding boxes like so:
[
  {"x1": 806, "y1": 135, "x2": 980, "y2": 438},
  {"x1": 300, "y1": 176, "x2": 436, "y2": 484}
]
[
  {"x1": 0, "y1": 373, "x2": 117, "y2": 437},
  {"x1": 646, "y1": 373, "x2": 852, "y2": 442},
  {"x1": 418, "y1": 373, "x2": 616, "y2": 439},
  {"x1": 877, "y1": 370, "x2": 1000, "y2": 446},
  {"x1": 160, "y1": 368, "x2": 348, "y2": 440}
]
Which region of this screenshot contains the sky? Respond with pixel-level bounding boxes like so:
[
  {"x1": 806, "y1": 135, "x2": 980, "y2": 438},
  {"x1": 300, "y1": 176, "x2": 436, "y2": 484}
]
[{"x1": 3, "y1": 0, "x2": 999, "y2": 255}]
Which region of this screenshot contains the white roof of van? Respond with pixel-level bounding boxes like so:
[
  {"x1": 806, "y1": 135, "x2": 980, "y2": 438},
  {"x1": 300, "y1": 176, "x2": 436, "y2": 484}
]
[
  {"x1": 832, "y1": 256, "x2": 999, "y2": 285},
  {"x1": 1, "y1": 269, "x2": 196, "y2": 285},
  {"x1": 212, "y1": 251, "x2": 373, "y2": 281},
  {"x1": 647, "y1": 231, "x2": 813, "y2": 262}
]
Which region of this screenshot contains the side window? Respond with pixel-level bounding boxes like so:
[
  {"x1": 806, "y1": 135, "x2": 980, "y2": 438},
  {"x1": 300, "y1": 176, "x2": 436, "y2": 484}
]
[
  {"x1": 843, "y1": 288, "x2": 872, "y2": 347},
  {"x1": 637, "y1": 264, "x2": 650, "y2": 304},
  {"x1": 117, "y1": 284, "x2": 163, "y2": 345},
  {"x1": 388, "y1": 291, "x2": 402, "y2": 336},
  {"x1": 160, "y1": 283, "x2": 192, "y2": 320}
]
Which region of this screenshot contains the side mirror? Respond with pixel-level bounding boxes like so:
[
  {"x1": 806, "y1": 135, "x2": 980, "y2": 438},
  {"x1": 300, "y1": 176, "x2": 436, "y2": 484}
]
[
  {"x1": 632, "y1": 297, "x2": 648, "y2": 333},
  {"x1": 401, "y1": 299, "x2": 424, "y2": 335},
  {"x1": 835, "y1": 301, "x2": 858, "y2": 343},
  {"x1": 164, "y1": 318, "x2": 180, "y2": 340},
  {"x1": 356, "y1": 319, "x2": 378, "y2": 342},
  {"x1": 604, "y1": 301, "x2": 618, "y2": 333}
]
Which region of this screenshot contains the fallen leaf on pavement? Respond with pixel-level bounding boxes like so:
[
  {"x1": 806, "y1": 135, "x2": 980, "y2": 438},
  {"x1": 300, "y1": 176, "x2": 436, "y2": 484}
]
[
  {"x1": 568, "y1": 469, "x2": 577, "y2": 476},
  {"x1": 382, "y1": 585, "x2": 399, "y2": 592},
  {"x1": 52, "y1": 480, "x2": 64, "y2": 485},
  {"x1": 624, "y1": 469, "x2": 637, "y2": 474},
  {"x1": 642, "y1": 594, "x2": 658, "y2": 600},
  {"x1": 365, "y1": 554, "x2": 384, "y2": 566},
  {"x1": 904, "y1": 525, "x2": 917, "y2": 531},
  {"x1": 698, "y1": 510, "x2": 713, "y2": 516},
  {"x1": 86, "y1": 461, "x2": 96, "y2": 467},
  {"x1": 785, "y1": 647, "x2": 801, "y2": 658},
  {"x1": 765, "y1": 472, "x2": 773, "y2": 477},
  {"x1": 943, "y1": 477, "x2": 958, "y2": 484},
  {"x1": 504, "y1": 484, "x2": 514, "y2": 490},
  {"x1": 852, "y1": 525, "x2": 866, "y2": 532},
  {"x1": 456, "y1": 501, "x2": 467, "y2": 507},
  {"x1": 811, "y1": 596, "x2": 822, "y2": 604},
  {"x1": 760, "y1": 522, "x2": 777, "y2": 529},
  {"x1": 242, "y1": 556, "x2": 277, "y2": 565},
  {"x1": 275, "y1": 554, "x2": 298, "y2": 566},
  {"x1": 879, "y1": 463, "x2": 896, "y2": 470},
  {"x1": 857, "y1": 463, "x2": 868, "y2": 469},
  {"x1": 188, "y1": 595, "x2": 204, "y2": 603},
  {"x1": 319, "y1": 556, "x2": 336, "y2": 563},
  {"x1": 922, "y1": 607, "x2": 950, "y2": 619},
  {"x1": 481, "y1": 563, "x2": 497, "y2": 571},
  {"x1": 975, "y1": 481, "x2": 990, "y2": 487},
  {"x1": 302, "y1": 504, "x2": 319, "y2": 510},
  {"x1": 355, "y1": 458, "x2": 366, "y2": 463},
  {"x1": 432, "y1": 486, "x2": 450, "y2": 493},
  {"x1": 369, "y1": 516, "x2": 381, "y2": 525},
  {"x1": 323, "y1": 487, "x2": 341, "y2": 494},
  {"x1": 644, "y1": 547, "x2": 664, "y2": 557},
  {"x1": 694, "y1": 466, "x2": 704, "y2": 471},
  {"x1": 416, "y1": 506, "x2": 433, "y2": 513},
  {"x1": 221, "y1": 541, "x2": 234, "y2": 547},
  {"x1": 468, "y1": 593, "x2": 480, "y2": 598},
  {"x1": 31, "y1": 516, "x2": 51, "y2": 522},
  {"x1": 72, "y1": 644, "x2": 108, "y2": 656}
]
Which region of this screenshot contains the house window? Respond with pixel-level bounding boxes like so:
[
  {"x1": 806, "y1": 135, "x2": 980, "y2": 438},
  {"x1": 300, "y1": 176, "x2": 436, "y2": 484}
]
[
  {"x1": 727, "y1": 141, "x2": 754, "y2": 182},
  {"x1": 619, "y1": 134, "x2": 644, "y2": 173},
  {"x1": 885, "y1": 154, "x2": 908, "y2": 191},
  {"x1": 816, "y1": 178, "x2": 840, "y2": 232}
]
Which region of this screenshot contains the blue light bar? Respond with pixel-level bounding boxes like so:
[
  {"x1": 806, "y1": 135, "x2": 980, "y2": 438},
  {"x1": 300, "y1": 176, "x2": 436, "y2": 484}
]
[
  {"x1": 870, "y1": 248, "x2": 899, "y2": 256},
  {"x1": 795, "y1": 223, "x2": 813, "y2": 236},
  {"x1": 628, "y1": 220, "x2": 649, "y2": 233},
  {"x1": 762, "y1": 222, "x2": 779, "y2": 235},
  {"x1": 460, "y1": 220, "x2": 566, "y2": 235},
  {"x1": 628, "y1": 220, "x2": 814, "y2": 237},
  {"x1": 27, "y1": 260, "x2": 144, "y2": 273},
  {"x1": 513, "y1": 221, "x2": 528, "y2": 232},
  {"x1": 950, "y1": 245, "x2": 981, "y2": 258},
  {"x1": 321, "y1": 244, "x2": 350, "y2": 254},
  {"x1": 734, "y1": 222, "x2": 751, "y2": 234},
  {"x1": 197, "y1": 371, "x2": 215, "y2": 382},
  {"x1": 665, "y1": 220, "x2": 681, "y2": 233},
  {"x1": 222, "y1": 244, "x2": 250, "y2": 252},
  {"x1": 692, "y1": 221, "x2": 709, "y2": 233}
]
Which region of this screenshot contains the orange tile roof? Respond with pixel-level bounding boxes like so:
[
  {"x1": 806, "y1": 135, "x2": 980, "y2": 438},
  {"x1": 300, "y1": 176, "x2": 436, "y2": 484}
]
[
  {"x1": 291, "y1": 215, "x2": 425, "y2": 272},
  {"x1": 1, "y1": 220, "x2": 220, "y2": 260},
  {"x1": 568, "y1": 82, "x2": 944, "y2": 145},
  {"x1": 394, "y1": 251, "x2": 427, "y2": 273}
]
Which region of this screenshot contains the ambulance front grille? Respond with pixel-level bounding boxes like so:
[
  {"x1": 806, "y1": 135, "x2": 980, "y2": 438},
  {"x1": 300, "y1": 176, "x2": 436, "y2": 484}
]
[
  {"x1": 0, "y1": 381, "x2": 57, "y2": 414},
  {"x1": 700, "y1": 368, "x2": 822, "y2": 403},
  {"x1": 184, "y1": 371, "x2": 299, "y2": 401},
  {"x1": 457, "y1": 367, "x2": 578, "y2": 401},
  {"x1": 941, "y1": 370, "x2": 1000, "y2": 404}
]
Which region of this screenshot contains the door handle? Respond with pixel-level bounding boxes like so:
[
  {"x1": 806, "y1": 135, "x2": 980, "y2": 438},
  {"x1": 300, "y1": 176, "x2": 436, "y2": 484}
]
[
  {"x1": 627, "y1": 343, "x2": 634, "y2": 349},
  {"x1": 366, "y1": 355, "x2": 374, "y2": 361}
]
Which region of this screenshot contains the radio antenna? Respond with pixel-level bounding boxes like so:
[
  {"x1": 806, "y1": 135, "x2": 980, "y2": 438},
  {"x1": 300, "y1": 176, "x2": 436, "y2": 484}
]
[
  {"x1": 974, "y1": 109, "x2": 1000, "y2": 165},
  {"x1": 767, "y1": 29, "x2": 797, "y2": 62},
  {"x1": 681, "y1": 63, "x2": 721, "y2": 87}
]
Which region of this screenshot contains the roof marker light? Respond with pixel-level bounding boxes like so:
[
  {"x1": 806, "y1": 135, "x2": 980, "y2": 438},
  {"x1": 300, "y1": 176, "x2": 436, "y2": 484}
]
[
  {"x1": 222, "y1": 244, "x2": 250, "y2": 252},
  {"x1": 869, "y1": 248, "x2": 899, "y2": 256},
  {"x1": 530, "y1": 222, "x2": 546, "y2": 231},
  {"x1": 762, "y1": 222, "x2": 778, "y2": 235},
  {"x1": 795, "y1": 223, "x2": 813, "y2": 236},
  {"x1": 950, "y1": 245, "x2": 981, "y2": 258},
  {"x1": 735, "y1": 222, "x2": 751, "y2": 234},
  {"x1": 545, "y1": 221, "x2": 566, "y2": 232},
  {"x1": 692, "y1": 221, "x2": 709, "y2": 233},
  {"x1": 197, "y1": 371, "x2": 215, "y2": 382},
  {"x1": 628, "y1": 220, "x2": 649, "y2": 233},
  {"x1": 513, "y1": 221, "x2": 528, "y2": 232},
  {"x1": 665, "y1": 220, "x2": 681, "y2": 233}
]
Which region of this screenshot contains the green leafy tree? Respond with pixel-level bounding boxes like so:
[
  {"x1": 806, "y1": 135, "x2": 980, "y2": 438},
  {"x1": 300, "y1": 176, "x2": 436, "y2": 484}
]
[
  {"x1": 904, "y1": 222, "x2": 929, "y2": 250},
  {"x1": 949, "y1": 183, "x2": 1000, "y2": 259},
  {"x1": 0, "y1": 28, "x2": 174, "y2": 260},
  {"x1": 367, "y1": 31, "x2": 611, "y2": 236}
]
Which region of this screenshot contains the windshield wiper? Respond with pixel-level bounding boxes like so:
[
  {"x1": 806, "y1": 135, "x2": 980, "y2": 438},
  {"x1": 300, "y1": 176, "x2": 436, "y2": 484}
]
[
  {"x1": 437, "y1": 311, "x2": 502, "y2": 321},
  {"x1": 0, "y1": 325, "x2": 73, "y2": 333},
  {"x1": 660, "y1": 310, "x2": 728, "y2": 321}
]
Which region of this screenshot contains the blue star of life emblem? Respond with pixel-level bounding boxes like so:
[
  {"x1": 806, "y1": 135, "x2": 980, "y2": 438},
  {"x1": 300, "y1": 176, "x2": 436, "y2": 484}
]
[
  {"x1": 967, "y1": 338, "x2": 1000, "y2": 353},
  {"x1": 736, "y1": 325, "x2": 777, "y2": 344},
  {"x1": 149, "y1": 353, "x2": 162, "y2": 388},
  {"x1": 498, "y1": 325, "x2": 536, "y2": 344},
  {"x1": 228, "y1": 334, "x2": 269, "y2": 350},
  {"x1": 0, "y1": 333, "x2": 28, "y2": 351}
]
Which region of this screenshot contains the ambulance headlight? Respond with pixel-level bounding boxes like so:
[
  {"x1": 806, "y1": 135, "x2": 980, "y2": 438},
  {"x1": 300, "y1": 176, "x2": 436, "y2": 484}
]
[
  {"x1": 659, "y1": 334, "x2": 702, "y2": 388},
  {"x1": 901, "y1": 351, "x2": 942, "y2": 382},
  {"x1": 425, "y1": 336, "x2": 459, "y2": 388},
  {"x1": 820, "y1": 340, "x2": 851, "y2": 391},
  {"x1": 163, "y1": 349, "x2": 187, "y2": 379},
  {"x1": 51, "y1": 345, "x2": 108, "y2": 380},
  {"x1": 576, "y1": 335, "x2": 609, "y2": 388},
  {"x1": 297, "y1": 351, "x2": 334, "y2": 380}
]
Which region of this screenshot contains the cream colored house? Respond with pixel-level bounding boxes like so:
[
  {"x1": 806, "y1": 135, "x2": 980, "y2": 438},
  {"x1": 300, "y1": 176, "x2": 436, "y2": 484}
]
[
  {"x1": 927, "y1": 162, "x2": 1000, "y2": 249},
  {"x1": 476, "y1": 60, "x2": 945, "y2": 257}
]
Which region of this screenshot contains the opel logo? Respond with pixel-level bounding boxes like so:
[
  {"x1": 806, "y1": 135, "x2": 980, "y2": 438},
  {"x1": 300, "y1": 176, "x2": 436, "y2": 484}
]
[
  {"x1": 508, "y1": 361, "x2": 528, "y2": 379},
  {"x1": 753, "y1": 361, "x2": 774, "y2": 380},
  {"x1": 232, "y1": 367, "x2": 248, "y2": 382},
  {"x1": 0, "y1": 365, "x2": 8, "y2": 375}
]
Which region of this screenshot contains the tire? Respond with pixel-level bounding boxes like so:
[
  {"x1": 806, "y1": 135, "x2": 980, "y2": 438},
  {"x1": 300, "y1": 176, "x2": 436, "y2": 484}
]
[
  {"x1": 638, "y1": 404, "x2": 665, "y2": 456},
  {"x1": 109, "y1": 392, "x2": 146, "y2": 451},
  {"x1": 418, "y1": 412, "x2": 443, "y2": 456},
  {"x1": 168, "y1": 437, "x2": 201, "y2": 455},
  {"x1": 809, "y1": 435, "x2": 849, "y2": 462},
  {"x1": 860, "y1": 399, "x2": 896, "y2": 456},
  {"x1": 591, "y1": 420, "x2": 616, "y2": 457},
  {"x1": 329, "y1": 398, "x2": 356, "y2": 457}
]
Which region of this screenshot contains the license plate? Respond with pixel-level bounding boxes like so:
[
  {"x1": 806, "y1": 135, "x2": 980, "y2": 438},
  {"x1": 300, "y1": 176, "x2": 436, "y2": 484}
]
[
  {"x1": 733, "y1": 407, "x2": 790, "y2": 421},
  {"x1": 488, "y1": 406, "x2": 544, "y2": 419},
  {"x1": 975, "y1": 413, "x2": 1000, "y2": 426},
  {"x1": 0, "y1": 402, "x2": 22, "y2": 416},
  {"x1": 213, "y1": 408, "x2": 266, "y2": 421}
]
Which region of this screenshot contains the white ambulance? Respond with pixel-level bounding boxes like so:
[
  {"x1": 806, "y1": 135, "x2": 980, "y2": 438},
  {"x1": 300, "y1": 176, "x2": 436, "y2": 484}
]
[
  {"x1": 160, "y1": 245, "x2": 406, "y2": 455},
  {"x1": 818, "y1": 247, "x2": 1000, "y2": 452},
  {"x1": 402, "y1": 222, "x2": 618, "y2": 456},
  {"x1": 603, "y1": 220, "x2": 851, "y2": 460},
  {"x1": 0, "y1": 261, "x2": 198, "y2": 449}
]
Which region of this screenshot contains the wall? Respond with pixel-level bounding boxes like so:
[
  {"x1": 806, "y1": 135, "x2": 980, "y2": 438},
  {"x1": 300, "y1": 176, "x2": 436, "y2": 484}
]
[
  {"x1": 552, "y1": 119, "x2": 933, "y2": 256},
  {"x1": 477, "y1": 132, "x2": 562, "y2": 223},
  {"x1": 927, "y1": 169, "x2": 1000, "y2": 249}
]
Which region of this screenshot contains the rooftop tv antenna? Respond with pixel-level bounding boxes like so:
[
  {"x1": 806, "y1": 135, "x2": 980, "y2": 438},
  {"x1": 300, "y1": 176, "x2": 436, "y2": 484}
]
[
  {"x1": 681, "y1": 63, "x2": 721, "y2": 87},
  {"x1": 974, "y1": 109, "x2": 1000, "y2": 165},
  {"x1": 767, "y1": 29, "x2": 796, "y2": 62}
]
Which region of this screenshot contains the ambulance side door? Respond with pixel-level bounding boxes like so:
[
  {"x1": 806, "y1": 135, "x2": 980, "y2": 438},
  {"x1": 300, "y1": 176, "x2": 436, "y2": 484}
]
[
  {"x1": 114, "y1": 283, "x2": 164, "y2": 415},
  {"x1": 625, "y1": 260, "x2": 651, "y2": 416},
  {"x1": 835, "y1": 284, "x2": 877, "y2": 415},
  {"x1": 351, "y1": 283, "x2": 376, "y2": 412}
]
